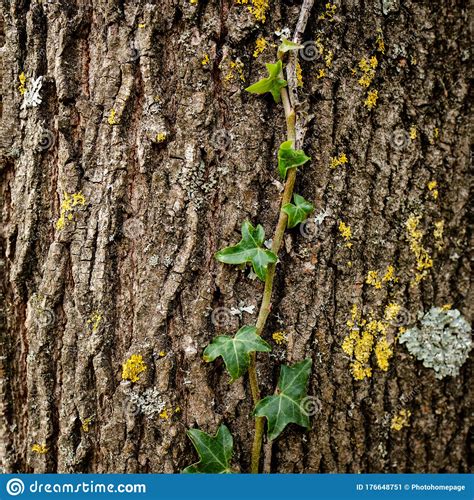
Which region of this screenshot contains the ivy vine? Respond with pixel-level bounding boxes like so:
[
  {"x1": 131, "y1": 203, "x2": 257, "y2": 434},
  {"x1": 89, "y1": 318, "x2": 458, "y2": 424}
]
[{"x1": 183, "y1": 7, "x2": 315, "y2": 474}]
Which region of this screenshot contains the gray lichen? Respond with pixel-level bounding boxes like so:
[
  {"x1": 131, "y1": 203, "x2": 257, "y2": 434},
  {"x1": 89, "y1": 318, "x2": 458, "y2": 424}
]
[
  {"x1": 127, "y1": 388, "x2": 166, "y2": 418},
  {"x1": 399, "y1": 307, "x2": 472, "y2": 379}
]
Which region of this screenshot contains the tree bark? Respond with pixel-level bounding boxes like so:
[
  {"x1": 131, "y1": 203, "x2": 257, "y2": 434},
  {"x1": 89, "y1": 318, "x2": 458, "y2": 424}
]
[{"x1": 0, "y1": 0, "x2": 471, "y2": 473}]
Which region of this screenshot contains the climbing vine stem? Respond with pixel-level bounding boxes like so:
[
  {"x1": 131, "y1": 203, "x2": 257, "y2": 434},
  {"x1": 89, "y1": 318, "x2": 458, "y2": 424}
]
[
  {"x1": 249, "y1": 66, "x2": 297, "y2": 474},
  {"x1": 183, "y1": 0, "x2": 314, "y2": 476}
]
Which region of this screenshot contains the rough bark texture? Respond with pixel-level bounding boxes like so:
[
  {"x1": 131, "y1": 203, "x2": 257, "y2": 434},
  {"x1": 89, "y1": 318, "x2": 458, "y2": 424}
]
[{"x1": 0, "y1": 0, "x2": 472, "y2": 474}]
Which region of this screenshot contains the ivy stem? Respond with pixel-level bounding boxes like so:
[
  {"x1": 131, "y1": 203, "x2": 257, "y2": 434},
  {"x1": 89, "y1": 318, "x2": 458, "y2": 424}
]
[{"x1": 249, "y1": 82, "x2": 296, "y2": 473}]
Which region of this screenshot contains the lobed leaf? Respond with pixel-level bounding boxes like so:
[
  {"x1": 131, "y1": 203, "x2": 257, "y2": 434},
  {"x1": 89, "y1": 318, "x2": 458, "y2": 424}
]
[
  {"x1": 254, "y1": 358, "x2": 312, "y2": 440},
  {"x1": 245, "y1": 60, "x2": 288, "y2": 103},
  {"x1": 282, "y1": 193, "x2": 314, "y2": 228},
  {"x1": 215, "y1": 221, "x2": 278, "y2": 281},
  {"x1": 182, "y1": 424, "x2": 234, "y2": 473},
  {"x1": 277, "y1": 141, "x2": 311, "y2": 179},
  {"x1": 203, "y1": 326, "x2": 272, "y2": 381},
  {"x1": 278, "y1": 37, "x2": 304, "y2": 55}
]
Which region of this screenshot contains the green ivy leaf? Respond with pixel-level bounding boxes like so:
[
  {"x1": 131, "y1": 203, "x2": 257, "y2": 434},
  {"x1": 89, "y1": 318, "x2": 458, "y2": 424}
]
[
  {"x1": 254, "y1": 358, "x2": 312, "y2": 441},
  {"x1": 282, "y1": 193, "x2": 314, "y2": 228},
  {"x1": 278, "y1": 37, "x2": 304, "y2": 55},
  {"x1": 245, "y1": 60, "x2": 287, "y2": 103},
  {"x1": 203, "y1": 326, "x2": 271, "y2": 381},
  {"x1": 182, "y1": 424, "x2": 234, "y2": 473},
  {"x1": 215, "y1": 221, "x2": 278, "y2": 281},
  {"x1": 278, "y1": 141, "x2": 311, "y2": 179}
]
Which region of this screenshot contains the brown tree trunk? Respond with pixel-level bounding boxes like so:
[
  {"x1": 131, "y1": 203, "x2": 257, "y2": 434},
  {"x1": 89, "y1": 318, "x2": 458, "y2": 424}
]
[{"x1": 0, "y1": 0, "x2": 471, "y2": 474}]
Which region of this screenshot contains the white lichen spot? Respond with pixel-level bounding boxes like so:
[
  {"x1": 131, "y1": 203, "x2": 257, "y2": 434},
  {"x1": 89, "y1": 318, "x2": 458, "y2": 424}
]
[
  {"x1": 229, "y1": 303, "x2": 256, "y2": 317},
  {"x1": 21, "y1": 76, "x2": 43, "y2": 109},
  {"x1": 399, "y1": 307, "x2": 472, "y2": 379}
]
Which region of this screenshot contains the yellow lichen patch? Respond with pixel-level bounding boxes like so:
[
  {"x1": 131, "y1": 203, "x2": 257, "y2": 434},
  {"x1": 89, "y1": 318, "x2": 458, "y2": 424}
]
[
  {"x1": 56, "y1": 191, "x2": 87, "y2": 231},
  {"x1": 358, "y1": 58, "x2": 371, "y2": 72},
  {"x1": 224, "y1": 60, "x2": 245, "y2": 83},
  {"x1": 318, "y1": 2, "x2": 337, "y2": 20},
  {"x1": 366, "y1": 270, "x2": 382, "y2": 289},
  {"x1": 253, "y1": 36, "x2": 267, "y2": 58},
  {"x1": 342, "y1": 305, "x2": 393, "y2": 380},
  {"x1": 108, "y1": 109, "x2": 119, "y2": 125},
  {"x1": 81, "y1": 416, "x2": 93, "y2": 433},
  {"x1": 356, "y1": 56, "x2": 377, "y2": 88},
  {"x1": 391, "y1": 409, "x2": 411, "y2": 431},
  {"x1": 427, "y1": 180, "x2": 438, "y2": 200},
  {"x1": 159, "y1": 406, "x2": 181, "y2": 419},
  {"x1": 312, "y1": 36, "x2": 333, "y2": 69},
  {"x1": 315, "y1": 37, "x2": 325, "y2": 56},
  {"x1": 376, "y1": 30, "x2": 385, "y2": 54},
  {"x1": 351, "y1": 361, "x2": 372, "y2": 380},
  {"x1": 156, "y1": 132, "x2": 167, "y2": 143},
  {"x1": 201, "y1": 54, "x2": 210, "y2": 66},
  {"x1": 158, "y1": 350, "x2": 166, "y2": 357},
  {"x1": 366, "y1": 265, "x2": 398, "y2": 289},
  {"x1": 338, "y1": 221, "x2": 352, "y2": 248},
  {"x1": 235, "y1": 0, "x2": 269, "y2": 23},
  {"x1": 190, "y1": 0, "x2": 198, "y2": 4},
  {"x1": 138, "y1": 22, "x2": 146, "y2": 28},
  {"x1": 296, "y1": 61, "x2": 303, "y2": 87},
  {"x1": 382, "y1": 265, "x2": 397, "y2": 283},
  {"x1": 330, "y1": 152, "x2": 348, "y2": 169},
  {"x1": 87, "y1": 311, "x2": 102, "y2": 333},
  {"x1": 429, "y1": 127, "x2": 439, "y2": 144},
  {"x1": 364, "y1": 89, "x2": 378, "y2": 110},
  {"x1": 441, "y1": 303, "x2": 452, "y2": 311},
  {"x1": 409, "y1": 125, "x2": 417, "y2": 140},
  {"x1": 384, "y1": 302, "x2": 401, "y2": 322},
  {"x1": 122, "y1": 354, "x2": 147, "y2": 383},
  {"x1": 406, "y1": 214, "x2": 433, "y2": 283},
  {"x1": 324, "y1": 50, "x2": 334, "y2": 68},
  {"x1": 32, "y1": 443, "x2": 48, "y2": 454},
  {"x1": 272, "y1": 331, "x2": 287, "y2": 344},
  {"x1": 375, "y1": 337, "x2": 392, "y2": 371},
  {"x1": 433, "y1": 220, "x2": 444, "y2": 250},
  {"x1": 18, "y1": 72, "x2": 27, "y2": 95},
  {"x1": 317, "y1": 69, "x2": 326, "y2": 79},
  {"x1": 159, "y1": 409, "x2": 170, "y2": 420}
]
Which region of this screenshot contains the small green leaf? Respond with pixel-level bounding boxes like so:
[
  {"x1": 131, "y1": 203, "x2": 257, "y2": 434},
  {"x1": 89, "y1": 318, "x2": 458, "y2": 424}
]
[
  {"x1": 215, "y1": 221, "x2": 278, "y2": 281},
  {"x1": 277, "y1": 141, "x2": 311, "y2": 179},
  {"x1": 245, "y1": 60, "x2": 287, "y2": 103},
  {"x1": 282, "y1": 193, "x2": 314, "y2": 228},
  {"x1": 182, "y1": 424, "x2": 234, "y2": 473},
  {"x1": 278, "y1": 37, "x2": 304, "y2": 55},
  {"x1": 203, "y1": 326, "x2": 271, "y2": 381},
  {"x1": 254, "y1": 358, "x2": 312, "y2": 441}
]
